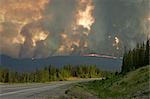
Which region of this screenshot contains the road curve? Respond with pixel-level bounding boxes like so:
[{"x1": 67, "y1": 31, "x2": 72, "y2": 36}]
[{"x1": 0, "y1": 78, "x2": 99, "y2": 99}]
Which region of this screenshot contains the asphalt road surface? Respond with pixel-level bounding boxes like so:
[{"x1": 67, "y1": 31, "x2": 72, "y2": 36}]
[{"x1": 0, "y1": 78, "x2": 99, "y2": 99}]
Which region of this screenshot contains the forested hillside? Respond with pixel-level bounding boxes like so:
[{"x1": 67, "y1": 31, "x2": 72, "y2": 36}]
[{"x1": 122, "y1": 39, "x2": 149, "y2": 73}]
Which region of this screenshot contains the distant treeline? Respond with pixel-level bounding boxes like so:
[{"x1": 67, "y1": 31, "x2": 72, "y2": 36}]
[
  {"x1": 0, "y1": 65, "x2": 108, "y2": 83},
  {"x1": 122, "y1": 39, "x2": 149, "y2": 73}
]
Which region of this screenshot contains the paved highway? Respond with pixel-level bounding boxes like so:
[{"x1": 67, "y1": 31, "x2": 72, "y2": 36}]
[{"x1": 0, "y1": 78, "x2": 99, "y2": 99}]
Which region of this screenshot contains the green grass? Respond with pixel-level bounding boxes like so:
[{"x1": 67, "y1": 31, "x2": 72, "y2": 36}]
[
  {"x1": 74, "y1": 65, "x2": 150, "y2": 99},
  {"x1": 66, "y1": 84, "x2": 98, "y2": 99}
]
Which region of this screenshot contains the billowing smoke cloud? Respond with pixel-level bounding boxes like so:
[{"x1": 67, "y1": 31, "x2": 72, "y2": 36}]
[
  {"x1": 0, "y1": 0, "x2": 149, "y2": 58},
  {"x1": 90, "y1": 0, "x2": 150, "y2": 56},
  {"x1": 55, "y1": 0, "x2": 95, "y2": 55},
  {"x1": 0, "y1": 0, "x2": 50, "y2": 58}
]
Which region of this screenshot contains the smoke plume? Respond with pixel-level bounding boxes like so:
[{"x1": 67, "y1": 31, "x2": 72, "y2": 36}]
[{"x1": 0, "y1": 0, "x2": 149, "y2": 58}]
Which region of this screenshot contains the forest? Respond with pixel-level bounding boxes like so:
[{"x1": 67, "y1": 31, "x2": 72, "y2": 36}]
[
  {"x1": 122, "y1": 39, "x2": 149, "y2": 73},
  {"x1": 0, "y1": 65, "x2": 108, "y2": 83}
]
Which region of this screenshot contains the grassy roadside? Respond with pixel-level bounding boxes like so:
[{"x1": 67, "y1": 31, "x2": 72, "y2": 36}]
[{"x1": 66, "y1": 65, "x2": 150, "y2": 99}]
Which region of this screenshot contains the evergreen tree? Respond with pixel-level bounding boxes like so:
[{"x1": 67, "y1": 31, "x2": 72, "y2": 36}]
[
  {"x1": 145, "y1": 40, "x2": 149, "y2": 65},
  {"x1": 121, "y1": 39, "x2": 149, "y2": 73}
]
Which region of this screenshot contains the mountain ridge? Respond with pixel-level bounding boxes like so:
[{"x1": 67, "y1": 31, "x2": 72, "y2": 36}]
[{"x1": 0, "y1": 54, "x2": 122, "y2": 72}]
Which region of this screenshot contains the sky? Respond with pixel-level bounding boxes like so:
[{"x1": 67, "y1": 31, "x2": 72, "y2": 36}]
[{"x1": 0, "y1": 0, "x2": 150, "y2": 58}]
